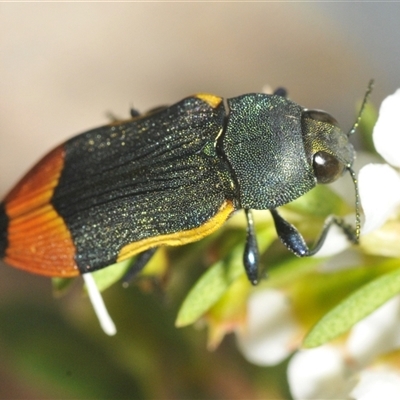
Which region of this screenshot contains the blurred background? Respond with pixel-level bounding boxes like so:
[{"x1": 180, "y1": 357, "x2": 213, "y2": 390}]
[{"x1": 1, "y1": 3, "x2": 399, "y2": 399}]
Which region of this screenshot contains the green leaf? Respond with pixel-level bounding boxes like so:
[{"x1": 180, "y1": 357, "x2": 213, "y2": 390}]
[
  {"x1": 285, "y1": 185, "x2": 351, "y2": 218},
  {"x1": 91, "y1": 258, "x2": 134, "y2": 292},
  {"x1": 91, "y1": 247, "x2": 169, "y2": 292},
  {"x1": 176, "y1": 225, "x2": 276, "y2": 327},
  {"x1": 175, "y1": 255, "x2": 243, "y2": 327},
  {"x1": 52, "y1": 259, "x2": 135, "y2": 295},
  {"x1": 52, "y1": 277, "x2": 75, "y2": 296},
  {"x1": 263, "y1": 255, "x2": 324, "y2": 289},
  {"x1": 303, "y1": 267, "x2": 400, "y2": 348}
]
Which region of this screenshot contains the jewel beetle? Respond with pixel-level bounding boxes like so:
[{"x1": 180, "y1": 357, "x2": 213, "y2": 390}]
[{"x1": 0, "y1": 82, "x2": 373, "y2": 285}]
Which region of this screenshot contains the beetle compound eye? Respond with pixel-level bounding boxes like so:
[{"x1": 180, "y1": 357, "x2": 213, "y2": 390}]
[{"x1": 313, "y1": 151, "x2": 345, "y2": 184}]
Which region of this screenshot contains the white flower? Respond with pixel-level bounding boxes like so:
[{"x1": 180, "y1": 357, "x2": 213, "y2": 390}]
[
  {"x1": 288, "y1": 345, "x2": 353, "y2": 399},
  {"x1": 288, "y1": 296, "x2": 400, "y2": 400},
  {"x1": 287, "y1": 89, "x2": 400, "y2": 400},
  {"x1": 236, "y1": 289, "x2": 300, "y2": 366},
  {"x1": 313, "y1": 222, "x2": 354, "y2": 257},
  {"x1": 359, "y1": 164, "x2": 400, "y2": 234},
  {"x1": 372, "y1": 89, "x2": 400, "y2": 168},
  {"x1": 237, "y1": 89, "x2": 400, "y2": 399},
  {"x1": 351, "y1": 368, "x2": 400, "y2": 400},
  {"x1": 359, "y1": 89, "x2": 400, "y2": 235},
  {"x1": 347, "y1": 296, "x2": 400, "y2": 367}
]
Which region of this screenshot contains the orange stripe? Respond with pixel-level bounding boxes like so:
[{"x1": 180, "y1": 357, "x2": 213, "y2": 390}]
[
  {"x1": 117, "y1": 200, "x2": 235, "y2": 263},
  {"x1": 4, "y1": 145, "x2": 79, "y2": 277},
  {"x1": 6, "y1": 145, "x2": 64, "y2": 216}
]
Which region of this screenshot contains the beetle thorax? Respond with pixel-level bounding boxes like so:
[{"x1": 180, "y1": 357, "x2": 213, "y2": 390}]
[{"x1": 222, "y1": 94, "x2": 316, "y2": 210}]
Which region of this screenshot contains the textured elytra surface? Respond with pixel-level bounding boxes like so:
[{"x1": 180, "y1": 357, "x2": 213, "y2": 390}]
[{"x1": 52, "y1": 97, "x2": 235, "y2": 272}]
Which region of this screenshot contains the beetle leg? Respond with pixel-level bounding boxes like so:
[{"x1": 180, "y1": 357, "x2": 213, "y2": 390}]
[
  {"x1": 270, "y1": 208, "x2": 357, "y2": 257},
  {"x1": 122, "y1": 247, "x2": 158, "y2": 286},
  {"x1": 273, "y1": 87, "x2": 287, "y2": 98},
  {"x1": 243, "y1": 209, "x2": 260, "y2": 285},
  {"x1": 130, "y1": 107, "x2": 141, "y2": 118}
]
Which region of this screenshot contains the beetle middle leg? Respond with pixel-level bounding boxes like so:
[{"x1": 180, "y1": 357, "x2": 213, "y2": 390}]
[
  {"x1": 243, "y1": 209, "x2": 261, "y2": 285},
  {"x1": 122, "y1": 247, "x2": 158, "y2": 287}
]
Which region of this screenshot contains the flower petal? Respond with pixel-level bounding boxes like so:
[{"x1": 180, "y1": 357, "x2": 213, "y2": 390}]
[
  {"x1": 236, "y1": 289, "x2": 299, "y2": 366},
  {"x1": 346, "y1": 295, "x2": 400, "y2": 367},
  {"x1": 351, "y1": 369, "x2": 400, "y2": 400},
  {"x1": 358, "y1": 163, "x2": 400, "y2": 234},
  {"x1": 373, "y1": 89, "x2": 400, "y2": 167},
  {"x1": 314, "y1": 221, "x2": 352, "y2": 257},
  {"x1": 83, "y1": 273, "x2": 117, "y2": 336},
  {"x1": 287, "y1": 345, "x2": 352, "y2": 399}
]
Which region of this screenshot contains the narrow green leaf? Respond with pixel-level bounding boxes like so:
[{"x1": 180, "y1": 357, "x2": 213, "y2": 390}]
[
  {"x1": 285, "y1": 185, "x2": 351, "y2": 218},
  {"x1": 176, "y1": 226, "x2": 276, "y2": 327},
  {"x1": 175, "y1": 255, "x2": 243, "y2": 327},
  {"x1": 91, "y1": 247, "x2": 168, "y2": 292},
  {"x1": 303, "y1": 267, "x2": 400, "y2": 348},
  {"x1": 91, "y1": 258, "x2": 134, "y2": 292},
  {"x1": 263, "y1": 255, "x2": 324, "y2": 289},
  {"x1": 52, "y1": 260, "x2": 134, "y2": 296},
  {"x1": 52, "y1": 277, "x2": 75, "y2": 296}
]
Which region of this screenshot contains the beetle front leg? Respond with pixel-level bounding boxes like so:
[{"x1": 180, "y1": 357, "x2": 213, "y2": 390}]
[{"x1": 270, "y1": 208, "x2": 358, "y2": 258}]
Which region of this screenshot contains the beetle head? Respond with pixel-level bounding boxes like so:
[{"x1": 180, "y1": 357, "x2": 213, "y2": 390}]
[{"x1": 301, "y1": 110, "x2": 354, "y2": 185}]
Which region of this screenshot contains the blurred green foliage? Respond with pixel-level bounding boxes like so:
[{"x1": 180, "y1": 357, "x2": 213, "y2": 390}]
[{"x1": 0, "y1": 261, "x2": 291, "y2": 399}]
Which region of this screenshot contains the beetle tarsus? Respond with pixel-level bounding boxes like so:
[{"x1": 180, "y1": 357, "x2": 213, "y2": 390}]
[{"x1": 271, "y1": 209, "x2": 358, "y2": 258}]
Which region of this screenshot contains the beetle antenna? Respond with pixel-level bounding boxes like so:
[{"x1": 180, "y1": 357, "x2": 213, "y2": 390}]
[
  {"x1": 348, "y1": 167, "x2": 361, "y2": 241},
  {"x1": 347, "y1": 79, "x2": 374, "y2": 137},
  {"x1": 346, "y1": 80, "x2": 374, "y2": 241}
]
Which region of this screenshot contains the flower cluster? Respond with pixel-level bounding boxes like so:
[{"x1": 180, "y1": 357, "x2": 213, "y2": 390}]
[{"x1": 236, "y1": 89, "x2": 400, "y2": 398}]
